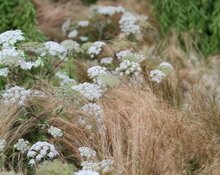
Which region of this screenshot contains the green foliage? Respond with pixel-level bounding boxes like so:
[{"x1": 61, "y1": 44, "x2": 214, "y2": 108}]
[
  {"x1": 0, "y1": 0, "x2": 45, "y2": 42},
  {"x1": 150, "y1": 0, "x2": 220, "y2": 55},
  {"x1": 36, "y1": 160, "x2": 75, "y2": 175},
  {"x1": 81, "y1": 0, "x2": 98, "y2": 5}
]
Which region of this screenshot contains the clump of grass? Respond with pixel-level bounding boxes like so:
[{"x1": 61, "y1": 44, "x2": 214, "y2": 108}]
[
  {"x1": 150, "y1": 0, "x2": 220, "y2": 56},
  {"x1": 0, "y1": 0, "x2": 45, "y2": 42}
]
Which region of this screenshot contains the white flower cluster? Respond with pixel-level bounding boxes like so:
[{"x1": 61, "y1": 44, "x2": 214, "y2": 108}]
[
  {"x1": 78, "y1": 20, "x2": 90, "y2": 27},
  {"x1": 94, "y1": 5, "x2": 125, "y2": 16},
  {"x1": 0, "y1": 48, "x2": 43, "y2": 70},
  {"x1": 1, "y1": 86, "x2": 44, "y2": 107},
  {"x1": 75, "y1": 170, "x2": 100, "y2": 175},
  {"x1": 0, "y1": 139, "x2": 6, "y2": 152},
  {"x1": 0, "y1": 48, "x2": 25, "y2": 67},
  {"x1": 100, "y1": 57, "x2": 113, "y2": 65},
  {"x1": 0, "y1": 30, "x2": 25, "y2": 48},
  {"x1": 27, "y1": 141, "x2": 59, "y2": 166},
  {"x1": 19, "y1": 60, "x2": 38, "y2": 70},
  {"x1": 55, "y1": 71, "x2": 76, "y2": 86},
  {"x1": 48, "y1": 126, "x2": 63, "y2": 138},
  {"x1": 116, "y1": 50, "x2": 132, "y2": 60},
  {"x1": 81, "y1": 103, "x2": 104, "y2": 120},
  {"x1": 44, "y1": 41, "x2": 67, "y2": 59},
  {"x1": 80, "y1": 36, "x2": 89, "y2": 42},
  {"x1": 34, "y1": 57, "x2": 44, "y2": 67},
  {"x1": 1, "y1": 86, "x2": 32, "y2": 107},
  {"x1": 116, "y1": 50, "x2": 145, "y2": 62},
  {"x1": 159, "y1": 62, "x2": 173, "y2": 70},
  {"x1": 79, "y1": 147, "x2": 97, "y2": 159},
  {"x1": 14, "y1": 138, "x2": 30, "y2": 153},
  {"x1": 79, "y1": 103, "x2": 104, "y2": 130},
  {"x1": 68, "y1": 29, "x2": 79, "y2": 39},
  {"x1": 81, "y1": 160, "x2": 114, "y2": 173},
  {"x1": 149, "y1": 69, "x2": 166, "y2": 83},
  {"x1": 0, "y1": 67, "x2": 9, "y2": 77},
  {"x1": 81, "y1": 161, "x2": 100, "y2": 171},
  {"x1": 78, "y1": 147, "x2": 114, "y2": 173},
  {"x1": 88, "y1": 41, "x2": 106, "y2": 58},
  {"x1": 115, "y1": 60, "x2": 142, "y2": 76},
  {"x1": 61, "y1": 40, "x2": 80, "y2": 53},
  {"x1": 72, "y1": 83, "x2": 104, "y2": 101},
  {"x1": 87, "y1": 66, "x2": 107, "y2": 79},
  {"x1": 119, "y1": 12, "x2": 141, "y2": 36}
]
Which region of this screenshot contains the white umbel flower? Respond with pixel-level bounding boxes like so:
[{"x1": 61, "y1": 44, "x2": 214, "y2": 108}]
[
  {"x1": 80, "y1": 36, "x2": 89, "y2": 42},
  {"x1": 119, "y1": 12, "x2": 141, "y2": 36},
  {"x1": 44, "y1": 41, "x2": 67, "y2": 59},
  {"x1": 100, "y1": 57, "x2": 113, "y2": 65},
  {"x1": 78, "y1": 20, "x2": 90, "y2": 27},
  {"x1": 28, "y1": 159, "x2": 36, "y2": 165},
  {"x1": 87, "y1": 66, "x2": 107, "y2": 79},
  {"x1": 116, "y1": 50, "x2": 132, "y2": 60},
  {"x1": 0, "y1": 48, "x2": 42, "y2": 70},
  {"x1": 0, "y1": 139, "x2": 6, "y2": 152},
  {"x1": 94, "y1": 5, "x2": 125, "y2": 16},
  {"x1": 75, "y1": 170, "x2": 100, "y2": 175},
  {"x1": 159, "y1": 62, "x2": 173, "y2": 70},
  {"x1": 60, "y1": 40, "x2": 80, "y2": 53},
  {"x1": 150, "y1": 69, "x2": 166, "y2": 83},
  {"x1": 0, "y1": 48, "x2": 25, "y2": 67},
  {"x1": 78, "y1": 146, "x2": 114, "y2": 174},
  {"x1": 116, "y1": 50, "x2": 145, "y2": 62},
  {"x1": 0, "y1": 30, "x2": 25, "y2": 48},
  {"x1": 1, "y1": 86, "x2": 31, "y2": 107},
  {"x1": 88, "y1": 41, "x2": 106, "y2": 58},
  {"x1": 14, "y1": 138, "x2": 30, "y2": 153},
  {"x1": 0, "y1": 68, "x2": 9, "y2": 77},
  {"x1": 48, "y1": 126, "x2": 63, "y2": 138},
  {"x1": 68, "y1": 29, "x2": 79, "y2": 38},
  {"x1": 115, "y1": 60, "x2": 142, "y2": 76},
  {"x1": 79, "y1": 147, "x2": 97, "y2": 159},
  {"x1": 1, "y1": 86, "x2": 44, "y2": 107},
  {"x1": 27, "y1": 141, "x2": 59, "y2": 165},
  {"x1": 81, "y1": 161, "x2": 100, "y2": 171},
  {"x1": 19, "y1": 60, "x2": 35, "y2": 70},
  {"x1": 72, "y1": 83, "x2": 104, "y2": 101},
  {"x1": 33, "y1": 57, "x2": 44, "y2": 68}
]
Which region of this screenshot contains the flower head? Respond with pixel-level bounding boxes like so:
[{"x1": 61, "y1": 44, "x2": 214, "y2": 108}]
[
  {"x1": 0, "y1": 139, "x2": 6, "y2": 152},
  {"x1": 100, "y1": 57, "x2": 113, "y2": 65},
  {"x1": 87, "y1": 66, "x2": 107, "y2": 79},
  {"x1": 72, "y1": 83, "x2": 104, "y2": 101},
  {"x1": 150, "y1": 69, "x2": 166, "y2": 83},
  {"x1": 48, "y1": 126, "x2": 63, "y2": 138},
  {"x1": 88, "y1": 41, "x2": 106, "y2": 58},
  {"x1": 27, "y1": 141, "x2": 59, "y2": 166},
  {"x1": 0, "y1": 30, "x2": 25, "y2": 48},
  {"x1": 14, "y1": 138, "x2": 30, "y2": 153}
]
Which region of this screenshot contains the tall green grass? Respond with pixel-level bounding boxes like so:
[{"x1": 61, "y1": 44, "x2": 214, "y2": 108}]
[
  {"x1": 0, "y1": 0, "x2": 45, "y2": 42},
  {"x1": 150, "y1": 0, "x2": 220, "y2": 56}
]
